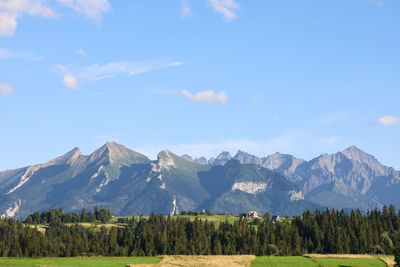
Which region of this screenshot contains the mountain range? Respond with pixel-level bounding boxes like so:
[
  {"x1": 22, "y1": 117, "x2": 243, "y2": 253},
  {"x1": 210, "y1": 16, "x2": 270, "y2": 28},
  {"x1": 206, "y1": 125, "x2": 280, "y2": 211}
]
[{"x1": 0, "y1": 142, "x2": 399, "y2": 218}]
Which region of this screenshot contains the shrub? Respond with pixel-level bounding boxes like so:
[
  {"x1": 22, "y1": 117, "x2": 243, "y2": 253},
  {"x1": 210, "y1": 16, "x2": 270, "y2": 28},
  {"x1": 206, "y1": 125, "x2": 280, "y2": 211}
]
[{"x1": 266, "y1": 244, "x2": 278, "y2": 255}]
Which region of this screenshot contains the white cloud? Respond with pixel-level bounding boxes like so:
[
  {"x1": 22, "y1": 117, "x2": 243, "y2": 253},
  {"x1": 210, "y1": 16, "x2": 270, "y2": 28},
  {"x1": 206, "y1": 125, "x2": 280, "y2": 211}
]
[
  {"x1": 82, "y1": 60, "x2": 183, "y2": 81},
  {"x1": 182, "y1": 90, "x2": 227, "y2": 105},
  {"x1": 0, "y1": 83, "x2": 13, "y2": 95},
  {"x1": 63, "y1": 73, "x2": 79, "y2": 89},
  {"x1": 0, "y1": 13, "x2": 17, "y2": 36},
  {"x1": 379, "y1": 115, "x2": 399, "y2": 126},
  {"x1": 206, "y1": 0, "x2": 239, "y2": 21},
  {"x1": 0, "y1": 0, "x2": 55, "y2": 36},
  {"x1": 0, "y1": 0, "x2": 110, "y2": 36},
  {"x1": 77, "y1": 48, "x2": 88, "y2": 58},
  {"x1": 0, "y1": 0, "x2": 55, "y2": 17},
  {"x1": 56, "y1": 0, "x2": 110, "y2": 23},
  {"x1": 181, "y1": 0, "x2": 192, "y2": 18},
  {"x1": 56, "y1": 64, "x2": 80, "y2": 90}
]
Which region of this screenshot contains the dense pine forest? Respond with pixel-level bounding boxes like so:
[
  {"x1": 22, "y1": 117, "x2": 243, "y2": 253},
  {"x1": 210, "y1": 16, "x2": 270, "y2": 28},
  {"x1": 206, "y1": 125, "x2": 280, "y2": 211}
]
[{"x1": 0, "y1": 207, "x2": 400, "y2": 257}]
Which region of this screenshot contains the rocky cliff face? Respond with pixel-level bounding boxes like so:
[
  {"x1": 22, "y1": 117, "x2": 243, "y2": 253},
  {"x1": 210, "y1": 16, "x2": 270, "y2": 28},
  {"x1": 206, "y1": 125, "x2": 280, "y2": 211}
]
[
  {"x1": 0, "y1": 142, "x2": 315, "y2": 218},
  {"x1": 186, "y1": 146, "x2": 400, "y2": 210},
  {"x1": 209, "y1": 151, "x2": 232, "y2": 166}
]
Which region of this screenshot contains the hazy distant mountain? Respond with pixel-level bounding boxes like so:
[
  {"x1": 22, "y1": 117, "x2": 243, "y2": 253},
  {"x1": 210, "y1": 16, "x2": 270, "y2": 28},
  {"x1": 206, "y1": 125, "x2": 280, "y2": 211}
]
[
  {"x1": 197, "y1": 146, "x2": 400, "y2": 210},
  {"x1": 208, "y1": 151, "x2": 232, "y2": 166},
  {"x1": 0, "y1": 142, "x2": 316, "y2": 218}
]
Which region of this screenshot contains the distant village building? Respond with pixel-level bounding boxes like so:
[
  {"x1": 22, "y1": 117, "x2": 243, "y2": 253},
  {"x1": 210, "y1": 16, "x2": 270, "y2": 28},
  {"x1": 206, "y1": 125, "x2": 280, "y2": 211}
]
[
  {"x1": 272, "y1": 215, "x2": 280, "y2": 222},
  {"x1": 247, "y1": 211, "x2": 259, "y2": 219}
]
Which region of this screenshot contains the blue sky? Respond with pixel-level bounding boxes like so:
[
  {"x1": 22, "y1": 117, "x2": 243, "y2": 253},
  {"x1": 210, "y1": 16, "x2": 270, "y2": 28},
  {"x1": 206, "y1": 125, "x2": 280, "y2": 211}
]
[{"x1": 0, "y1": 0, "x2": 399, "y2": 170}]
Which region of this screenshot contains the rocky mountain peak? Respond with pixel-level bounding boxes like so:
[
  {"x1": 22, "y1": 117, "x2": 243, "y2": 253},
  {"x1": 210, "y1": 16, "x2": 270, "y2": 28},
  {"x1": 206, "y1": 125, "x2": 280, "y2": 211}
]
[
  {"x1": 89, "y1": 142, "x2": 114, "y2": 164},
  {"x1": 217, "y1": 151, "x2": 232, "y2": 160},
  {"x1": 342, "y1": 146, "x2": 376, "y2": 163},
  {"x1": 181, "y1": 154, "x2": 194, "y2": 162},
  {"x1": 157, "y1": 150, "x2": 176, "y2": 168},
  {"x1": 55, "y1": 147, "x2": 83, "y2": 165},
  {"x1": 341, "y1": 145, "x2": 388, "y2": 175},
  {"x1": 264, "y1": 152, "x2": 303, "y2": 171},
  {"x1": 233, "y1": 150, "x2": 263, "y2": 165},
  {"x1": 89, "y1": 141, "x2": 150, "y2": 166},
  {"x1": 194, "y1": 156, "x2": 208, "y2": 165},
  {"x1": 235, "y1": 150, "x2": 250, "y2": 158},
  {"x1": 209, "y1": 151, "x2": 232, "y2": 166}
]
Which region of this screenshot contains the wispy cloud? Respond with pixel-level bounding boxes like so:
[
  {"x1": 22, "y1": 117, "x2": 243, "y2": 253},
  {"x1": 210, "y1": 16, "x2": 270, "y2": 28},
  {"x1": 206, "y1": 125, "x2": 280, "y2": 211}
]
[
  {"x1": 181, "y1": 0, "x2": 192, "y2": 18},
  {"x1": 182, "y1": 90, "x2": 227, "y2": 105},
  {"x1": 369, "y1": 0, "x2": 384, "y2": 7},
  {"x1": 0, "y1": 48, "x2": 25, "y2": 58},
  {"x1": 0, "y1": 82, "x2": 13, "y2": 95},
  {"x1": 56, "y1": 64, "x2": 80, "y2": 90},
  {"x1": 379, "y1": 115, "x2": 398, "y2": 126},
  {"x1": 77, "y1": 48, "x2": 88, "y2": 58},
  {"x1": 314, "y1": 111, "x2": 349, "y2": 125},
  {"x1": 55, "y1": 0, "x2": 110, "y2": 24},
  {"x1": 206, "y1": 0, "x2": 239, "y2": 21},
  {"x1": 250, "y1": 93, "x2": 264, "y2": 104},
  {"x1": 82, "y1": 60, "x2": 183, "y2": 81},
  {"x1": 0, "y1": 48, "x2": 43, "y2": 60},
  {"x1": 54, "y1": 59, "x2": 183, "y2": 88}
]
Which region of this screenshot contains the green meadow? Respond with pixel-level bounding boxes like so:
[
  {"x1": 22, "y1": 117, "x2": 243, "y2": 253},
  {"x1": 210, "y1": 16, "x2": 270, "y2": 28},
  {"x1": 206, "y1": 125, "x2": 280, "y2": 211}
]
[
  {"x1": 251, "y1": 256, "x2": 387, "y2": 267},
  {"x1": 0, "y1": 257, "x2": 161, "y2": 267}
]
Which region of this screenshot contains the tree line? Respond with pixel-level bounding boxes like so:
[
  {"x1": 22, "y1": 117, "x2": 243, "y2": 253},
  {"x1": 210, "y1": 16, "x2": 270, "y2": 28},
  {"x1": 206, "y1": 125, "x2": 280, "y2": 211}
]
[
  {"x1": 24, "y1": 206, "x2": 113, "y2": 224},
  {"x1": 0, "y1": 206, "x2": 400, "y2": 260}
]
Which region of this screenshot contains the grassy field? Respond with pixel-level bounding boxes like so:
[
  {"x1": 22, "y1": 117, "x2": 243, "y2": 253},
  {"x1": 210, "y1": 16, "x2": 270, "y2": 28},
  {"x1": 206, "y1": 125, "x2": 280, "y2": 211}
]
[
  {"x1": 252, "y1": 256, "x2": 387, "y2": 267},
  {"x1": 0, "y1": 257, "x2": 161, "y2": 267},
  {"x1": 0, "y1": 256, "x2": 254, "y2": 267},
  {"x1": 177, "y1": 214, "x2": 239, "y2": 225},
  {"x1": 26, "y1": 214, "x2": 242, "y2": 232},
  {"x1": 0, "y1": 255, "x2": 392, "y2": 267},
  {"x1": 119, "y1": 214, "x2": 240, "y2": 225}
]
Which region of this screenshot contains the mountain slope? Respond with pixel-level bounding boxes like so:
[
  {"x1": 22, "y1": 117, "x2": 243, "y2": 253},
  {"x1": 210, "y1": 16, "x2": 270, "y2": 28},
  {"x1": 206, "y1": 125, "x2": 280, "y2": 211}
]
[
  {"x1": 198, "y1": 160, "x2": 319, "y2": 215},
  {"x1": 0, "y1": 143, "x2": 320, "y2": 218},
  {"x1": 1, "y1": 143, "x2": 399, "y2": 218},
  {"x1": 200, "y1": 146, "x2": 400, "y2": 210},
  {"x1": 0, "y1": 142, "x2": 151, "y2": 218}
]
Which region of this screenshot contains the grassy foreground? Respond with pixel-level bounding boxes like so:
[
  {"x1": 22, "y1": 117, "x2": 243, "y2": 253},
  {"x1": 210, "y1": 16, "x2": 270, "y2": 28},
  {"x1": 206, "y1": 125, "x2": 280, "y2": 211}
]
[
  {"x1": 0, "y1": 257, "x2": 161, "y2": 267},
  {"x1": 252, "y1": 256, "x2": 387, "y2": 267},
  {"x1": 0, "y1": 255, "x2": 392, "y2": 267}
]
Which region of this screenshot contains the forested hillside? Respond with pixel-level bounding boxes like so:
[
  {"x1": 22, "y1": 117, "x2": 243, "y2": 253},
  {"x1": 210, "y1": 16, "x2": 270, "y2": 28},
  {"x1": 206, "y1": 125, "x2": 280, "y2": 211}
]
[{"x1": 0, "y1": 206, "x2": 399, "y2": 257}]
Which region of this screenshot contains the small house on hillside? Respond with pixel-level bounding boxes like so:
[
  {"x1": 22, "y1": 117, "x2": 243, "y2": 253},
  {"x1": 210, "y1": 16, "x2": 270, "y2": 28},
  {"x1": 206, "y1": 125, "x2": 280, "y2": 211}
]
[
  {"x1": 247, "y1": 211, "x2": 259, "y2": 219},
  {"x1": 272, "y1": 215, "x2": 280, "y2": 222}
]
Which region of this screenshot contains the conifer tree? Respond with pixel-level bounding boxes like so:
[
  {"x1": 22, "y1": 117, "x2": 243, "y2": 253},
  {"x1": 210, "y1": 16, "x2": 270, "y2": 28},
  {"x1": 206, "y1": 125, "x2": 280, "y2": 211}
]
[{"x1": 394, "y1": 245, "x2": 400, "y2": 267}]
